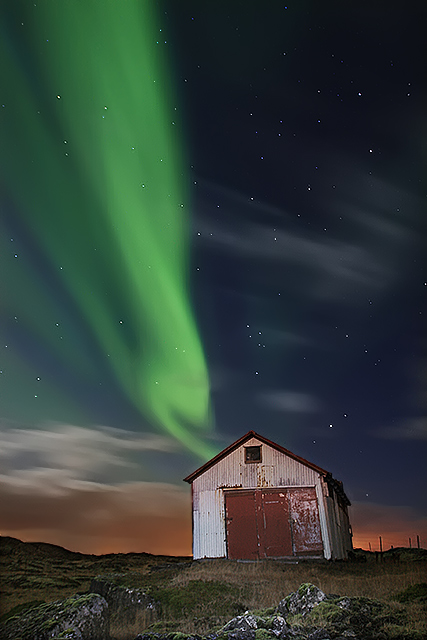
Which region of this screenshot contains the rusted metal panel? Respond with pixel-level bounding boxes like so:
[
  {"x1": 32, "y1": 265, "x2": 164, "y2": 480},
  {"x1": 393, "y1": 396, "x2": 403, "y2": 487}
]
[
  {"x1": 226, "y1": 488, "x2": 320, "y2": 559},
  {"x1": 257, "y1": 465, "x2": 274, "y2": 487},
  {"x1": 288, "y1": 487, "x2": 323, "y2": 554}
]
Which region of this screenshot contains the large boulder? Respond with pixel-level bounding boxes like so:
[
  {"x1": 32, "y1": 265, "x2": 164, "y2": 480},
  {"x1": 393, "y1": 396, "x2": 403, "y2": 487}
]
[
  {"x1": 0, "y1": 593, "x2": 108, "y2": 640},
  {"x1": 90, "y1": 575, "x2": 157, "y2": 624},
  {"x1": 302, "y1": 594, "x2": 406, "y2": 639},
  {"x1": 278, "y1": 584, "x2": 327, "y2": 617},
  {"x1": 276, "y1": 586, "x2": 407, "y2": 640}
]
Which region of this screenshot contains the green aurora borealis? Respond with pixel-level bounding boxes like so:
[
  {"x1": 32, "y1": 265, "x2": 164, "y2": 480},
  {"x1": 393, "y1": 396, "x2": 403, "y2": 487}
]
[{"x1": 0, "y1": 2, "x2": 214, "y2": 458}]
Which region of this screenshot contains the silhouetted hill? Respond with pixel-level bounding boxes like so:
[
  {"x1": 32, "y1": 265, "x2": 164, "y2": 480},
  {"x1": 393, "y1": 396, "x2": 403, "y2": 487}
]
[
  {"x1": 0, "y1": 535, "x2": 164, "y2": 561},
  {"x1": 0, "y1": 536, "x2": 86, "y2": 560}
]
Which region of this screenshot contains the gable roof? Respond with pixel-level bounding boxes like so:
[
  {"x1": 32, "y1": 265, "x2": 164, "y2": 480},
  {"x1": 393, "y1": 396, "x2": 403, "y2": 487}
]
[{"x1": 184, "y1": 430, "x2": 350, "y2": 505}]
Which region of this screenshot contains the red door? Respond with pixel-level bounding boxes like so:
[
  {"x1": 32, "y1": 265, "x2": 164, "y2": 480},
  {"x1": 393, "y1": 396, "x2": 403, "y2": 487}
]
[
  {"x1": 226, "y1": 489, "x2": 292, "y2": 559},
  {"x1": 288, "y1": 488, "x2": 323, "y2": 554},
  {"x1": 225, "y1": 491, "x2": 259, "y2": 560},
  {"x1": 259, "y1": 490, "x2": 292, "y2": 557}
]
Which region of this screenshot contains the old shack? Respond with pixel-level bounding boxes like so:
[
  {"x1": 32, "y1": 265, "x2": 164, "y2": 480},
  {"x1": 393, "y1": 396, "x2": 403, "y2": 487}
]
[{"x1": 184, "y1": 430, "x2": 352, "y2": 560}]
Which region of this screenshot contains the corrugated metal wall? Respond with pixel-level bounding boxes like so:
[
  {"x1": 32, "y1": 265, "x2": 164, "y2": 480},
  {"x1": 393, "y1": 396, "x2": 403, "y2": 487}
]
[
  {"x1": 193, "y1": 488, "x2": 227, "y2": 559},
  {"x1": 316, "y1": 479, "x2": 332, "y2": 559},
  {"x1": 192, "y1": 437, "x2": 337, "y2": 559},
  {"x1": 322, "y1": 486, "x2": 353, "y2": 560},
  {"x1": 194, "y1": 437, "x2": 319, "y2": 491}
]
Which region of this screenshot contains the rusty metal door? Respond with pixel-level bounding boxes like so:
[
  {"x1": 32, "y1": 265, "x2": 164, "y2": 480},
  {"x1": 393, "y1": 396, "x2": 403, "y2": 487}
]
[
  {"x1": 226, "y1": 488, "x2": 323, "y2": 559},
  {"x1": 226, "y1": 489, "x2": 292, "y2": 559},
  {"x1": 259, "y1": 490, "x2": 292, "y2": 557},
  {"x1": 288, "y1": 487, "x2": 323, "y2": 554},
  {"x1": 225, "y1": 491, "x2": 259, "y2": 560}
]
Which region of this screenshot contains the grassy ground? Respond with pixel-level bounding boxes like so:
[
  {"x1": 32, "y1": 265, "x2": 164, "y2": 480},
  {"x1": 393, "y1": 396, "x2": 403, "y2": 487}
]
[{"x1": 1, "y1": 537, "x2": 426, "y2": 639}]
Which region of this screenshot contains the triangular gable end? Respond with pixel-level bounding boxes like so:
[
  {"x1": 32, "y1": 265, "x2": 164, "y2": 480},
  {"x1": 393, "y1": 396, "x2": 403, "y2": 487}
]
[{"x1": 184, "y1": 430, "x2": 329, "y2": 483}]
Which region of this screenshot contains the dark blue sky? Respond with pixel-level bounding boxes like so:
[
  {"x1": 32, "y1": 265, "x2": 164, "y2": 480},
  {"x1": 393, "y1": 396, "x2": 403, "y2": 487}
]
[{"x1": 177, "y1": 1, "x2": 426, "y2": 501}]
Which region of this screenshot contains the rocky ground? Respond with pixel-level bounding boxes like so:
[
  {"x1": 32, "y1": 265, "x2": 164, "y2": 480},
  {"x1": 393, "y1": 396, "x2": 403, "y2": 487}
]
[
  {"x1": 1, "y1": 538, "x2": 426, "y2": 640},
  {"x1": 1, "y1": 581, "x2": 426, "y2": 640}
]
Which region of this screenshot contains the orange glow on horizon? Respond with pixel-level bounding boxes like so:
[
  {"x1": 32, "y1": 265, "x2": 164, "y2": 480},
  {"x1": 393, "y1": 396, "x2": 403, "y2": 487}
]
[{"x1": 4, "y1": 525, "x2": 425, "y2": 557}]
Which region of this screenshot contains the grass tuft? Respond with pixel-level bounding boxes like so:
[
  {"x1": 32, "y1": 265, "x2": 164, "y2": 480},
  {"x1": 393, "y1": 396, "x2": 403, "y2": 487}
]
[{"x1": 394, "y1": 583, "x2": 427, "y2": 603}]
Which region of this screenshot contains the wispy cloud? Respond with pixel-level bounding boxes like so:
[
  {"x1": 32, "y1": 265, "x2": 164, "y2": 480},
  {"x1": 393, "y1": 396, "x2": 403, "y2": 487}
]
[
  {"x1": 196, "y1": 172, "x2": 422, "y2": 303},
  {"x1": 258, "y1": 390, "x2": 320, "y2": 413},
  {"x1": 0, "y1": 421, "x2": 191, "y2": 553},
  {"x1": 202, "y1": 223, "x2": 387, "y2": 284},
  {"x1": 374, "y1": 417, "x2": 427, "y2": 441},
  {"x1": 0, "y1": 422, "x2": 180, "y2": 481}
]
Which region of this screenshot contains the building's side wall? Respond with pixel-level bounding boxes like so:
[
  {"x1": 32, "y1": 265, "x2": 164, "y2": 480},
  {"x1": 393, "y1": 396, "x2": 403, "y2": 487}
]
[
  {"x1": 192, "y1": 437, "x2": 336, "y2": 559},
  {"x1": 337, "y1": 499, "x2": 353, "y2": 556},
  {"x1": 324, "y1": 491, "x2": 339, "y2": 559},
  {"x1": 316, "y1": 478, "x2": 332, "y2": 560},
  {"x1": 322, "y1": 485, "x2": 353, "y2": 560}
]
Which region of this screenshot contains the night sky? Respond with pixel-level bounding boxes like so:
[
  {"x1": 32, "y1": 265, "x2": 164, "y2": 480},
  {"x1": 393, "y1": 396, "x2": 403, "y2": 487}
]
[{"x1": 0, "y1": 1, "x2": 426, "y2": 555}]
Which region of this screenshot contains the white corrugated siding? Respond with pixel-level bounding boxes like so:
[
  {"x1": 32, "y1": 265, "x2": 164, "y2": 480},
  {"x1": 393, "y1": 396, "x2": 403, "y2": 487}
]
[
  {"x1": 193, "y1": 488, "x2": 226, "y2": 558},
  {"x1": 193, "y1": 437, "x2": 318, "y2": 492},
  {"x1": 192, "y1": 437, "x2": 334, "y2": 559}
]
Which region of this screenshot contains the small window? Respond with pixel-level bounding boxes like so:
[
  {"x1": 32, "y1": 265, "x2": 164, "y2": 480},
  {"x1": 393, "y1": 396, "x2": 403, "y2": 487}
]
[{"x1": 245, "y1": 446, "x2": 261, "y2": 463}]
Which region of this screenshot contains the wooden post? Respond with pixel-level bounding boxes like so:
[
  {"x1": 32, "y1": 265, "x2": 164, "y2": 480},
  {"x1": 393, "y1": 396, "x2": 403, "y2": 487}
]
[
  {"x1": 417, "y1": 535, "x2": 420, "y2": 549},
  {"x1": 369, "y1": 542, "x2": 371, "y2": 552},
  {"x1": 379, "y1": 536, "x2": 383, "y2": 552},
  {"x1": 409, "y1": 537, "x2": 412, "y2": 549}
]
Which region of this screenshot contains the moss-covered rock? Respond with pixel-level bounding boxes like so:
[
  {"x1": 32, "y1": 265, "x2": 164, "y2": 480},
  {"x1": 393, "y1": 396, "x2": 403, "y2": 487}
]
[
  {"x1": 90, "y1": 575, "x2": 157, "y2": 623},
  {"x1": 285, "y1": 592, "x2": 408, "y2": 639},
  {"x1": 278, "y1": 584, "x2": 327, "y2": 618},
  {"x1": 208, "y1": 584, "x2": 413, "y2": 640},
  {"x1": 0, "y1": 593, "x2": 108, "y2": 640},
  {"x1": 1, "y1": 581, "x2": 417, "y2": 640}
]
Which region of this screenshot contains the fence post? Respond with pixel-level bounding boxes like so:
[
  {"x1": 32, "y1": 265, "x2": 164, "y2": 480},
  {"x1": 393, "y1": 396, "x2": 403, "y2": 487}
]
[{"x1": 417, "y1": 535, "x2": 420, "y2": 549}]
